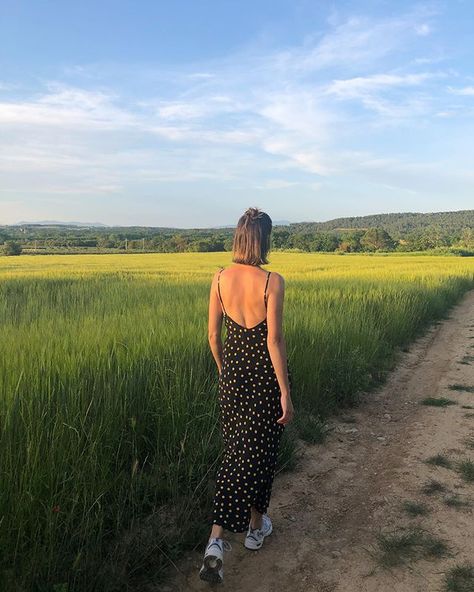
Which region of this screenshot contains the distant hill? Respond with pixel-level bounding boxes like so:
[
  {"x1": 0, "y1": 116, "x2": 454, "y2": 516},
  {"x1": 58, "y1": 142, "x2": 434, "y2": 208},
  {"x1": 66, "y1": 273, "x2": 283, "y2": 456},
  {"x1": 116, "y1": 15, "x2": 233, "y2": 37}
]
[
  {"x1": 14, "y1": 220, "x2": 108, "y2": 227},
  {"x1": 7, "y1": 212, "x2": 472, "y2": 236},
  {"x1": 287, "y1": 210, "x2": 474, "y2": 240},
  {"x1": 9, "y1": 218, "x2": 290, "y2": 230},
  {"x1": 213, "y1": 219, "x2": 291, "y2": 229},
  {"x1": 2, "y1": 209, "x2": 472, "y2": 256}
]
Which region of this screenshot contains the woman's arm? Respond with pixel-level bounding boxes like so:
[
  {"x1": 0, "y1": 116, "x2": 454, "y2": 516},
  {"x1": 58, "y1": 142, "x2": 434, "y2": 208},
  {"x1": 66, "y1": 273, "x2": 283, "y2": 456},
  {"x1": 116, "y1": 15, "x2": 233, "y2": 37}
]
[
  {"x1": 266, "y1": 273, "x2": 294, "y2": 425},
  {"x1": 208, "y1": 270, "x2": 224, "y2": 374}
]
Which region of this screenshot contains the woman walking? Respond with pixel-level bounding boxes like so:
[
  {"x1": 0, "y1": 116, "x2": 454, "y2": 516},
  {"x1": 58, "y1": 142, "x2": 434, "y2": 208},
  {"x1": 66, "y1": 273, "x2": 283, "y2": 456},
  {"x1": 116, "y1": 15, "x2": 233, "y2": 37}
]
[{"x1": 200, "y1": 207, "x2": 294, "y2": 583}]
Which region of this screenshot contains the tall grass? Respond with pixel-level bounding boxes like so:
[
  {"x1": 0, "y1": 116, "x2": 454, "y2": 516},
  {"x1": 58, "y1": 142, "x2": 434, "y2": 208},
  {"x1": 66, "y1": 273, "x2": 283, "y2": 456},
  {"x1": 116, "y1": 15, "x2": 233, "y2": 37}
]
[{"x1": 1, "y1": 252, "x2": 473, "y2": 591}]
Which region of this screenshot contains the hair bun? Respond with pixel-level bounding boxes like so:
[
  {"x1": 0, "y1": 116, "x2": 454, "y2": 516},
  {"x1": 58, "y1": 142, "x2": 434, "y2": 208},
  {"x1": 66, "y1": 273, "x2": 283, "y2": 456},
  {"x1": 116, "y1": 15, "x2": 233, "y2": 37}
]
[{"x1": 244, "y1": 207, "x2": 263, "y2": 222}]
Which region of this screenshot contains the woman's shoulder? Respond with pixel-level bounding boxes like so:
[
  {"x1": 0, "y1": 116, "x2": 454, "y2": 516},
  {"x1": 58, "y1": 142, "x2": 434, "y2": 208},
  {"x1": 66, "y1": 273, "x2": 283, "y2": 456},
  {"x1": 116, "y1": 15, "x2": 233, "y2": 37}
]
[
  {"x1": 267, "y1": 270, "x2": 285, "y2": 288},
  {"x1": 267, "y1": 268, "x2": 284, "y2": 279},
  {"x1": 211, "y1": 267, "x2": 225, "y2": 283}
]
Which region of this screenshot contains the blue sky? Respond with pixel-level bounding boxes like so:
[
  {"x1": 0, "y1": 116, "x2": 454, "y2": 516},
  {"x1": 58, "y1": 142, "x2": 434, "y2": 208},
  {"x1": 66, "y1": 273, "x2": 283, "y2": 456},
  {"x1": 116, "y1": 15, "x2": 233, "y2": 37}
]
[{"x1": 1, "y1": 0, "x2": 473, "y2": 227}]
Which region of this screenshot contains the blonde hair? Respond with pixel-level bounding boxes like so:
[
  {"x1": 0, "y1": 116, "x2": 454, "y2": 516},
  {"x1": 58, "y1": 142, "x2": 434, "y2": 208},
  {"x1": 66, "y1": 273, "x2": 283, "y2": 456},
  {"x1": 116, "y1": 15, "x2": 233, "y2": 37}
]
[{"x1": 232, "y1": 207, "x2": 272, "y2": 265}]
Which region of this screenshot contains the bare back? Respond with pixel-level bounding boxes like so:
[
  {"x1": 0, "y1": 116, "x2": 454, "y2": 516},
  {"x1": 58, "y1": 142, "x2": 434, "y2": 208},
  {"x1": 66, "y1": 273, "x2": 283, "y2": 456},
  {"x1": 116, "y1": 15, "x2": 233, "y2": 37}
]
[{"x1": 217, "y1": 265, "x2": 270, "y2": 329}]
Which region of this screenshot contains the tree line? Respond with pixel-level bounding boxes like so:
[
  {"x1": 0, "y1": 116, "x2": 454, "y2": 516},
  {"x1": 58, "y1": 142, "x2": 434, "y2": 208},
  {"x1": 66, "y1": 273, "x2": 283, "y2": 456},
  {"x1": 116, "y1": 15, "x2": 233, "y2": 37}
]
[{"x1": 1, "y1": 210, "x2": 473, "y2": 256}]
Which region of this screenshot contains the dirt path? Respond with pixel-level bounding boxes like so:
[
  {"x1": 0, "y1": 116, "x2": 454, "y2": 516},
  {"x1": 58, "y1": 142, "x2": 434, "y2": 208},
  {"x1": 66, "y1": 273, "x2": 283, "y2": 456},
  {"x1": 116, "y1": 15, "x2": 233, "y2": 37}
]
[{"x1": 166, "y1": 290, "x2": 474, "y2": 592}]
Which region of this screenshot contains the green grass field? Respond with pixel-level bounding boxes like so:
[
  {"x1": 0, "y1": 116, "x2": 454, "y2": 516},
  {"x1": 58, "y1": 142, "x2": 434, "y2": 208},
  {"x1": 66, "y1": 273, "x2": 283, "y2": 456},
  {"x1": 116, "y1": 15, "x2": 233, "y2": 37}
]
[{"x1": 1, "y1": 252, "x2": 474, "y2": 591}]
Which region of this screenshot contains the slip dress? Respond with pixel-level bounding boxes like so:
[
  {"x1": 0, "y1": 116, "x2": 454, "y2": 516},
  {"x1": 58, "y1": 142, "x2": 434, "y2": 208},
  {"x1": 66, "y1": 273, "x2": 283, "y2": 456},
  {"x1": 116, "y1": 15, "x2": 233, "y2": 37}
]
[{"x1": 211, "y1": 266, "x2": 292, "y2": 533}]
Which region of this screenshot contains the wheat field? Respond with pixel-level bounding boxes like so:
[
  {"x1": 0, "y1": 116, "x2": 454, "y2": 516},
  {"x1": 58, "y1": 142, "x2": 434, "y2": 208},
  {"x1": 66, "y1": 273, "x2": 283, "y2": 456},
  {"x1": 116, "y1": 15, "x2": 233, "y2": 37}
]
[{"x1": 1, "y1": 251, "x2": 473, "y2": 591}]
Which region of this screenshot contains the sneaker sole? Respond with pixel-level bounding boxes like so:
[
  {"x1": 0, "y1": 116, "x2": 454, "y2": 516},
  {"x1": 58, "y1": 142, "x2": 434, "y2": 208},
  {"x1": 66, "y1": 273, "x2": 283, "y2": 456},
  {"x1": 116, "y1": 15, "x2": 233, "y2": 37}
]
[
  {"x1": 199, "y1": 555, "x2": 223, "y2": 583},
  {"x1": 244, "y1": 523, "x2": 273, "y2": 550}
]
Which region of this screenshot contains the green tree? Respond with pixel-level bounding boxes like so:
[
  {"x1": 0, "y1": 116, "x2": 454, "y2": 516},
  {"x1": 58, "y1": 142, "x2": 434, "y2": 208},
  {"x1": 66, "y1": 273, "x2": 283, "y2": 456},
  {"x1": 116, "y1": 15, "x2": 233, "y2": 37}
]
[
  {"x1": 170, "y1": 234, "x2": 190, "y2": 252},
  {"x1": 414, "y1": 225, "x2": 450, "y2": 250},
  {"x1": 292, "y1": 232, "x2": 313, "y2": 251},
  {"x1": 313, "y1": 232, "x2": 339, "y2": 252},
  {"x1": 3, "y1": 240, "x2": 22, "y2": 256},
  {"x1": 360, "y1": 227, "x2": 395, "y2": 251},
  {"x1": 189, "y1": 238, "x2": 225, "y2": 252},
  {"x1": 272, "y1": 229, "x2": 290, "y2": 249},
  {"x1": 96, "y1": 236, "x2": 116, "y2": 249},
  {"x1": 338, "y1": 229, "x2": 365, "y2": 252},
  {"x1": 459, "y1": 227, "x2": 474, "y2": 249}
]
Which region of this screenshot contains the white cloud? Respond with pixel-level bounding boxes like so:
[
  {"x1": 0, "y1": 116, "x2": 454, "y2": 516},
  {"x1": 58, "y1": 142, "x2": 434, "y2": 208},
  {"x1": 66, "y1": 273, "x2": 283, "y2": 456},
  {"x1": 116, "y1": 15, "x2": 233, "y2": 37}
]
[
  {"x1": 436, "y1": 110, "x2": 456, "y2": 118},
  {"x1": 157, "y1": 102, "x2": 210, "y2": 120},
  {"x1": 1, "y1": 4, "x2": 471, "y2": 206},
  {"x1": 255, "y1": 179, "x2": 323, "y2": 191},
  {"x1": 187, "y1": 72, "x2": 215, "y2": 80},
  {"x1": 255, "y1": 179, "x2": 301, "y2": 190},
  {"x1": 271, "y1": 8, "x2": 437, "y2": 74},
  {"x1": 448, "y1": 86, "x2": 474, "y2": 96},
  {"x1": 0, "y1": 84, "x2": 138, "y2": 129},
  {"x1": 415, "y1": 23, "x2": 432, "y2": 36},
  {"x1": 326, "y1": 73, "x2": 437, "y2": 97},
  {"x1": 0, "y1": 82, "x2": 18, "y2": 91},
  {"x1": 155, "y1": 95, "x2": 241, "y2": 120},
  {"x1": 324, "y1": 71, "x2": 447, "y2": 118},
  {"x1": 258, "y1": 91, "x2": 329, "y2": 137}
]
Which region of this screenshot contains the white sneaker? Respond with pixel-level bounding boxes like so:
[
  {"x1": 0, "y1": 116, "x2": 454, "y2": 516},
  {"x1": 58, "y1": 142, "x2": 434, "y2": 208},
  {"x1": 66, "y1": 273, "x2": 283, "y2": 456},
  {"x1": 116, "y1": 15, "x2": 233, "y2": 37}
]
[
  {"x1": 199, "y1": 537, "x2": 232, "y2": 583},
  {"x1": 244, "y1": 514, "x2": 273, "y2": 550}
]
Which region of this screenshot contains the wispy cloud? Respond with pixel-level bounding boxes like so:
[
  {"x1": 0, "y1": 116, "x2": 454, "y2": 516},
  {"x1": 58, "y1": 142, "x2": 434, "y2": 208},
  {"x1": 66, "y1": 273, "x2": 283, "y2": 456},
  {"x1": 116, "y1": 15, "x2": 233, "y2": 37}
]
[
  {"x1": 414, "y1": 23, "x2": 432, "y2": 36},
  {"x1": 1, "y1": 3, "x2": 473, "y2": 222},
  {"x1": 0, "y1": 84, "x2": 137, "y2": 129},
  {"x1": 448, "y1": 85, "x2": 474, "y2": 96},
  {"x1": 326, "y1": 72, "x2": 438, "y2": 97},
  {"x1": 271, "y1": 6, "x2": 437, "y2": 75}
]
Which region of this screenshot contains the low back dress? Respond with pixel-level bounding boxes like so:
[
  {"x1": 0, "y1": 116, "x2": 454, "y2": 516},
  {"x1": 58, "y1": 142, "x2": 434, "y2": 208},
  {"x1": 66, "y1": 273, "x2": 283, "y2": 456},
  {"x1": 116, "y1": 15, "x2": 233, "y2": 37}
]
[{"x1": 211, "y1": 266, "x2": 292, "y2": 533}]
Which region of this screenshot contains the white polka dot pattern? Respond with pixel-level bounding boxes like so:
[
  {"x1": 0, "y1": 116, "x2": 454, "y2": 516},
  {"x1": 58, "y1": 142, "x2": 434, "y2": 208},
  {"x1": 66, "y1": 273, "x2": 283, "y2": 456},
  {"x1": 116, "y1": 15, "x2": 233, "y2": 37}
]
[{"x1": 211, "y1": 267, "x2": 293, "y2": 533}]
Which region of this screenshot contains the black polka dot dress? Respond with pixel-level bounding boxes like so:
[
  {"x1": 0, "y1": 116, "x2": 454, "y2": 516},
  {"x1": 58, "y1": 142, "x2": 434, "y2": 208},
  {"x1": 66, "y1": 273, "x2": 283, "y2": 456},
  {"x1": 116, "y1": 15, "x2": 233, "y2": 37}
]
[{"x1": 211, "y1": 267, "x2": 292, "y2": 533}]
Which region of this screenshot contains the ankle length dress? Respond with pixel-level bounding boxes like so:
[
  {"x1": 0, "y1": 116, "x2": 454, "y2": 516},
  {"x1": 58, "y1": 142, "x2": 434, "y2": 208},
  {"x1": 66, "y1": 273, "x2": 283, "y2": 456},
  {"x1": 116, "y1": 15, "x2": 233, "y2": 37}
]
[{"x1": 211, "y1": 267, "x2": 292, "y2": 533}]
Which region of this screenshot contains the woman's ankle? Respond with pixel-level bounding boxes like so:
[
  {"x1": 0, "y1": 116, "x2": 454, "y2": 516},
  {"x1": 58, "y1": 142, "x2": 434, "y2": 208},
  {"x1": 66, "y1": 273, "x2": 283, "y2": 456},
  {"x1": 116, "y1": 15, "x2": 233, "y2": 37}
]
[
  {"x1": 250, "y1": 513, "x2": 263, "y2": 529},
  {"x1": 210, "y1": 525, "x2": 224, "y2": 540}
]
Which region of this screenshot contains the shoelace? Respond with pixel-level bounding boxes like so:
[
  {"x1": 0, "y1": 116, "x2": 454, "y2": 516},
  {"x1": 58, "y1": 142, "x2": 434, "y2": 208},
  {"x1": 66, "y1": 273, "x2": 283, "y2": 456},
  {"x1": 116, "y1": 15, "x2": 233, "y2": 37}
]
[
  {"x1": 207, "y1": 538, "x2": 232, "y2": 553},
  {"x1": 248, "y1": 515, "x2": 270, "y2": 536},
  {"x1": 246, "y1": 530, "x2": 262, "y2": 541}
]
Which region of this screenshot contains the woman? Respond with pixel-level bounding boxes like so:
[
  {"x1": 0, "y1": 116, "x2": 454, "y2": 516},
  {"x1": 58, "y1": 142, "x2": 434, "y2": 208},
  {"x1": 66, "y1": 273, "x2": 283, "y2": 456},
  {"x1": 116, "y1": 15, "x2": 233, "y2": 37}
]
[{"x1": 200, "y1": 207, "x2": 294, "y2": 584}]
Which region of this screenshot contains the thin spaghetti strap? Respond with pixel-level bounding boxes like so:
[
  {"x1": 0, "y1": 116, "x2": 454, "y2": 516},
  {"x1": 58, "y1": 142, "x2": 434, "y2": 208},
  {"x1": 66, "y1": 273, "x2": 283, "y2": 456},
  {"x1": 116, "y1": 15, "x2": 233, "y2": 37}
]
[
  {"x1": 264, "y1": 271, "x2": 271, "y2": 309},
  {"x1": 217, "y1": 267, "x2": 227, "y2": 315}
]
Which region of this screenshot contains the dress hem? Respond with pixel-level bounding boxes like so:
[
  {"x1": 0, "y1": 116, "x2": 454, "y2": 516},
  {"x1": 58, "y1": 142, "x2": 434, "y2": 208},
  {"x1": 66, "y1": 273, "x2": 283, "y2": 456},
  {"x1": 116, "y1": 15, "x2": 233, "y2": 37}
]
[{"x1": 211, "y1": 519, "x2": 250, "y2": 534}]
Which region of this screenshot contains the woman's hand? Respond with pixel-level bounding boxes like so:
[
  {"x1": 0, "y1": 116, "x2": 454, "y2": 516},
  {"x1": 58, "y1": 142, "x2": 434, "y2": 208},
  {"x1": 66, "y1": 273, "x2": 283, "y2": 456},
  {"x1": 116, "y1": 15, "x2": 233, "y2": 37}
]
[{"x1": 277, "y1": 394, "x2": 294, "y2": 425}]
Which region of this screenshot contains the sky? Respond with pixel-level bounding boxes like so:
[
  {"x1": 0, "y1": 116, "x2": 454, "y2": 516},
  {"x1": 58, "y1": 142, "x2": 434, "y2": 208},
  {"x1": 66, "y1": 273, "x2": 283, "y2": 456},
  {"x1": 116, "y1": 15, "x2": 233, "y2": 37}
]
[{"x1": 1, "y1": 0, "x2": 473, "y2": 228}]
